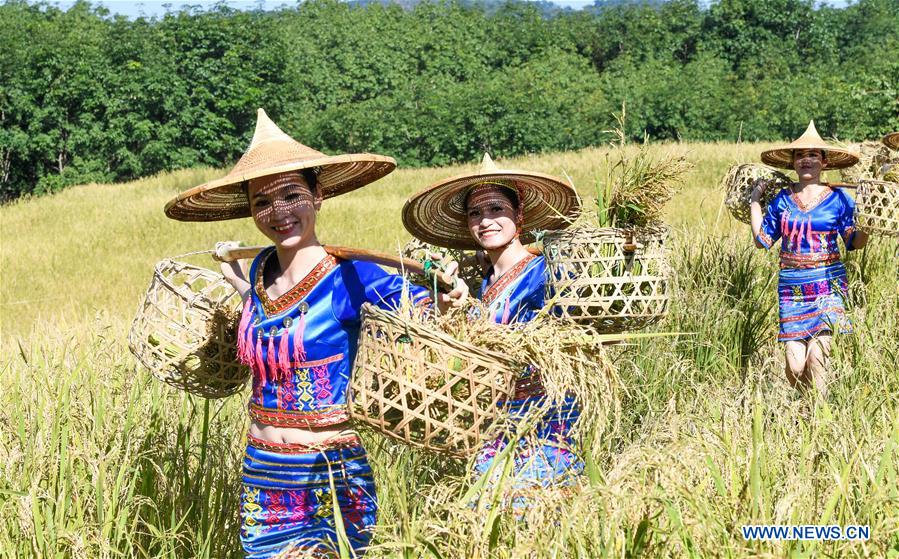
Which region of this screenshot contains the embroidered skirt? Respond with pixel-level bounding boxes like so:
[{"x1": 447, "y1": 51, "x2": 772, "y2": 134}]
[
  {"x1": 474, "y1": 371, "x2": 583, "y2": 492},
  {"x1": 240, "y1": 434, "x2": 377, "y2": 558},
  {"x1": 778, "y1": 262, "x2": 852, "y2": 342}
]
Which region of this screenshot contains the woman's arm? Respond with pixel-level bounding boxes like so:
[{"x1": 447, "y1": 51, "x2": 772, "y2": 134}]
[
  {"x1": 851, "y1": 230, "x2": 870, "y2": 250},
  {"x1": 749, "y1": 179, "x2": 768, "y2": 248},
  {"x1": 220, "y1": 260, "x2": 252, "y2": 303}
]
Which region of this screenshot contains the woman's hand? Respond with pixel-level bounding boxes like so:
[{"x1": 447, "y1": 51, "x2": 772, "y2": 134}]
[
  {"x1": 750, "y1": 178, "x2": 771, "y2": 202},
  {"x1": 435, "y1": 260, "x2": 469, "y2": 312},
  {"x1": 851, "y1": 229, "x2": 870, "y2": 250}
]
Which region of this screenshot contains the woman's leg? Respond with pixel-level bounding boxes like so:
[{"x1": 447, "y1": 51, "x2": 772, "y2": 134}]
[
  {"x1": 805, "y1": 334, "x2": 832, "y2": 396},
  {"x1": 784, "y1": 340, "x2": 808, "y2": 388}
]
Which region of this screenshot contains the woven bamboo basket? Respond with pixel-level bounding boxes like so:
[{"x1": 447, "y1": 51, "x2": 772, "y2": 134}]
[
  {"x1": 542, "y1": 226, "x2": 670, "y2": 333},
  {"x1": 128, "y1": 256, "x2": 249, "y2": 398},
  {"x1": 855, "y1": 179, "x2": 899, "y2": 237},
  {"x1": 721, "y1": 163, "x2": 792, "y2": 224},
  {"x1": 349, "y1": 304, "x2": 518, "y2": 458},
  {"x1": 840, "y1": 141, "x2": 894, "y2": 183}
]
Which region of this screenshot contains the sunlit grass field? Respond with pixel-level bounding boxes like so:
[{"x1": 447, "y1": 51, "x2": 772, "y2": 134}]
[{"x1": 2, "y1": 143, "x2": 898, "y2": 558}]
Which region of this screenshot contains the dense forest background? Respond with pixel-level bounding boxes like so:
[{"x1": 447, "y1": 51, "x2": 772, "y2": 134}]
[{"x1": 1, "y1": 0, "x2": 897, "y2": 200}]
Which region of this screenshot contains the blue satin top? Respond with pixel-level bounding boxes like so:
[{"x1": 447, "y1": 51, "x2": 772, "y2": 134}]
[
  {"x1": 478, "y1": 254, "x2": 546, "y2": 325},
  {"x1": 236, "y1": 247, "x2": 430, "y2": 428},
  {"x1": 756, "y1": 187, "x2": 857, "y2": 269}
]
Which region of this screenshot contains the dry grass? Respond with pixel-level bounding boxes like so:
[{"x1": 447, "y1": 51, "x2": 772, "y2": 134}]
[{"x1": 2, "y1": 142, "x2": 897, "y2": 558}]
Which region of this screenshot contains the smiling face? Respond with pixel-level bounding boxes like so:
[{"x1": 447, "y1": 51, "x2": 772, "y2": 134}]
[
  {"x1": 248, "y1": 171, "x2": 321, "y2": 250},
  {"x1": 465, "y1": 183, "x2": 521, "y2": 250},
  {"x1": 793, "y1": 148, "x2": 826, "y2": 181}
]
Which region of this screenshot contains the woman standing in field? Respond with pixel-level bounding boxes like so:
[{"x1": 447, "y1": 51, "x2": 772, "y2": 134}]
[
  {"x1": 750, "y1": 121, "x2": 867, "y2": 395},
  {"x1": 164, "y1": 109, "x2": 466, "y2": 558},
  {"x1": 402, "y1": 153, "x2": 583, "y2": 498}
]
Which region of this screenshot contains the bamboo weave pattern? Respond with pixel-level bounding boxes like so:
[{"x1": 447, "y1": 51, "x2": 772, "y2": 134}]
[{"x1": 349, "y1": 304, "x2": 517, "y2": 457}]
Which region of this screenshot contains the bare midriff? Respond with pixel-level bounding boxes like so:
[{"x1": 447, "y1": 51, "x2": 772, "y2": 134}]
[{"x1": 249, "y1": 421, "x2": 354, "y2": 446}]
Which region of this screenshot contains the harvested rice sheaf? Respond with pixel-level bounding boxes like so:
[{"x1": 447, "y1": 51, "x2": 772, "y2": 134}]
[
  {"x1": 884, "y1": 165, "x2": 898, "y2": 183},
  {"x1": 598, "y1": 144, "x2": 692, "y2": 228}
]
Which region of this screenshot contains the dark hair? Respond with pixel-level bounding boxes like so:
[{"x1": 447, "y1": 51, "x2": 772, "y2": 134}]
[
  {"x1": 464, "y1": 182, "x2": 520, "y2": 210},
  {"x1": 300, "y1": 168, "x2": 319, "y2": 194}
]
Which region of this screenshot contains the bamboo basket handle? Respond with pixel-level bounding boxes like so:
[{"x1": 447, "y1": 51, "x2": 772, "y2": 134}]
[
  {"x1": 622, "y1": 232, "x2": 637, "y2": 253},
  {"x1": 213, "y1": 243, "x2": 457, "y2": 291}
]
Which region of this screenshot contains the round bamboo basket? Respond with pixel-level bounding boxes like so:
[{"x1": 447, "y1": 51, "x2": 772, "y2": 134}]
[
  {"x1": 855, "y1": 179, "x2": 899, "y2": 237},
  {"x1": 349, "y1": 304, "x2": 518, "y2": 458},
  {"x1": 840, "y1": 141, "x2": 893, "y2": 183},
  {"x1": 128, "y1": 256, "x2": 249, "y2": 398},
  {"x1": 721, "y1": 163, "x2": 792, "y2": 224},
  {"x1": 542, "y1": 226, "x2": 670, "y2": 333}
]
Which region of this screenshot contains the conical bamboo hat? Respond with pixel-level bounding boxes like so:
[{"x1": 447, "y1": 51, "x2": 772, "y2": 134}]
[
  {"x1": 760, "y1": 120, "x2": 858, "y2": 170},
  {"x1": 402, "y1": 153, "x2": 580, "y2": 250},
  {"x1": 883, "y1": 132, "x2": 899, "y2": 151},
  {"x1": 165, "y1": 109, "x2": 396, "y2": 221}
]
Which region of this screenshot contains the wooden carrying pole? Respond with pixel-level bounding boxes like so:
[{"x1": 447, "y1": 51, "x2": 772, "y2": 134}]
[{"x1": 213, "y1": 244, "x2": 457, "y2": 291}]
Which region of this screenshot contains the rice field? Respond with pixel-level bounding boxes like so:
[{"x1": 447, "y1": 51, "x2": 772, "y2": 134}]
[{"x1": 1, "y1": 142, "x2": 898, "y2": 558}]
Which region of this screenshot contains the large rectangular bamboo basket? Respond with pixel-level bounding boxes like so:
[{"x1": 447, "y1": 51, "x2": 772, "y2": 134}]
[
  {"x1": 128, "y1": 257, "x2": 249, "y2": 399},
  {"x1": 855, "y1": 179, "x2": 899, "y2": 237},
  {"x1": 542, "y1": 225, "x2": 670, "y2": 333},
  {"x1": 349, "y1": 304, "x2": 518, "y2": 458}
]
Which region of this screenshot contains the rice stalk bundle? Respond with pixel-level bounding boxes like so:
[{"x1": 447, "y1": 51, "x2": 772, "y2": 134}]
[
  {"x1": 597, "y1": 145, "x2": 692, "y2": 228},
  {"x1": 466, "y1": 307, "x2": 621, "y2": 461},
  {"x1": 128, "y1": 257, "x2": 249, "y2": 398},
  {"x1": 883, "y1": 165, "x2": 898, "y2": 182},
  {"x1": 721, "y1": 163, "x2": 792, "y2": 224}
]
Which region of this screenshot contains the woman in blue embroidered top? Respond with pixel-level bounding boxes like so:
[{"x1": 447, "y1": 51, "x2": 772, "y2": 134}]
[
  {"x1": 165, "y1": 109, "x2": 467, "y2": 558},
  {"x1": 751, "y1": 121, "x2": 867, "y2": 395},
  {"x1": 402, "y1": 153, "x2": 582, "y2": 498}
]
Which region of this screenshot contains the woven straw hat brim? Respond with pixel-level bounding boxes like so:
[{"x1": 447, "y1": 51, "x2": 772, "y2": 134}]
[
  {"x1": 760, "y1": 146, "x2": 858, "y2": 170},
  {"x1": 403, "y1": 170, "x2": 580, "y2": 251},
  {"x1": 884, "y1": 132, "x2": 899, "y2": 151},
  {"x1": 164, "y1": 154, "x2": 395, "y2": 222},
  {"x1": 760, "y1": 124, "x2": 859, "y2": 170}
]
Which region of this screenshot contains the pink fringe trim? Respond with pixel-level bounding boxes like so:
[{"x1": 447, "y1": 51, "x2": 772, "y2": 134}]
[
  {"x1": 278, "y1": 329, "x2": 291, "y2": 380},
  {"x1": 293, "y1": 311, "x2": 307, "y2": 364},
  {"x1": 266, "y1": 333, "x2": 278, "y2": 383},
  {"x1": 254, "y1": 333, "x2": 266, "y2": 391},
  {"x1": 236, "y1": 299, "x2": 254, "y2": 365},
  {"x1": 501, "y1": 297, "x2": 512, "y2": 325}
]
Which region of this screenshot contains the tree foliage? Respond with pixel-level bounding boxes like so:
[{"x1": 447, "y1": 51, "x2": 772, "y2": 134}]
[{"x1": 1, "y1": 0, "x2": 897, "y2": 199}]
